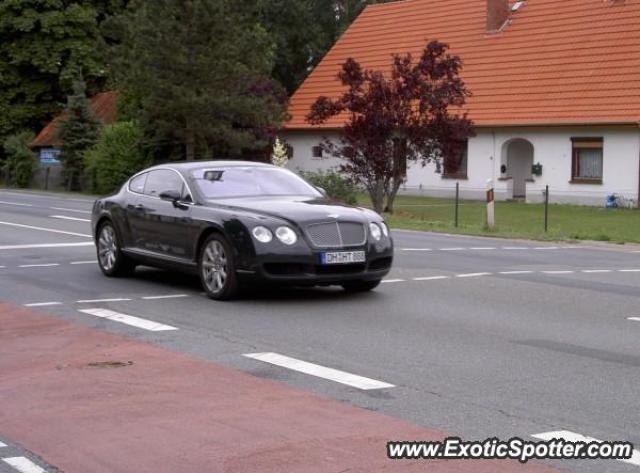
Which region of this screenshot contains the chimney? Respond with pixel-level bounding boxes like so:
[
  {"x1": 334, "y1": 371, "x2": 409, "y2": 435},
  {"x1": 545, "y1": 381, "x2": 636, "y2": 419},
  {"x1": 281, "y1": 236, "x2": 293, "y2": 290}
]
[{"x1": 486, "y1": 0, "x2": 510, "y2": 32}]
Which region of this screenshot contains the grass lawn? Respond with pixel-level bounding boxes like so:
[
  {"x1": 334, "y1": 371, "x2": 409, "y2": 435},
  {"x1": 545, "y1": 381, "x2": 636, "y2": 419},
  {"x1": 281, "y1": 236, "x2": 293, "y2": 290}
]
[{"x1": 357, "y1": 194, "x2": 640, "y2": 244}]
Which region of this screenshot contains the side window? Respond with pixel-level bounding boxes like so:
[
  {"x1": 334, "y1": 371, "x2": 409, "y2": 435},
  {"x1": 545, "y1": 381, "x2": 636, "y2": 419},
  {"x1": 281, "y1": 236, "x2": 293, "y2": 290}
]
[
  {"x1": 144, "y1": 170, "x2": 183, "y2": 197},
  {"x1": 129, "y1": 173, "x2": 147, "y2": 194}
]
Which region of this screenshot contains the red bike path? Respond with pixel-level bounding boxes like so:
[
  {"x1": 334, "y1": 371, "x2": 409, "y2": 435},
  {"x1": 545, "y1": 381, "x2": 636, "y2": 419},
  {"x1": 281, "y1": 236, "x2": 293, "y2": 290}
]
[{"x1": 0, "y1": 302, "x2": 564, "y2": 472}]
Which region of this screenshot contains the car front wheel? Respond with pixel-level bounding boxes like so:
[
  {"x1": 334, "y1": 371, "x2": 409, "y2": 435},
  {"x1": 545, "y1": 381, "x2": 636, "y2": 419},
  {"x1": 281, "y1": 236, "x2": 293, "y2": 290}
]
[
  {"x1": 96, "y1": 221, "x2": 135, "y2": 277},
  {"x1": 341, "y1": 279, "x2": 381, "y2": 293},
  {"x1": 199, "y1": 234, "x2": 239, "y2": 300}
]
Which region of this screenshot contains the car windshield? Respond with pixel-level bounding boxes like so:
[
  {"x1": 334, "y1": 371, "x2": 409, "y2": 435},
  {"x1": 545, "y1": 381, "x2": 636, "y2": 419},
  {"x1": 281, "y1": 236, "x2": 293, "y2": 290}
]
[{"x1": 192, "y1": 166, "x2": 321, "y2": 199}]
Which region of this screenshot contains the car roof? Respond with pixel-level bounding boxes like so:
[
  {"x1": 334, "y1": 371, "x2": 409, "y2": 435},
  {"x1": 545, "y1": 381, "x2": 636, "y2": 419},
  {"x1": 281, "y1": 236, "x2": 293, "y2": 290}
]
[{"x1": 149, "y1": 160, "x2": 273, "y2": 173}]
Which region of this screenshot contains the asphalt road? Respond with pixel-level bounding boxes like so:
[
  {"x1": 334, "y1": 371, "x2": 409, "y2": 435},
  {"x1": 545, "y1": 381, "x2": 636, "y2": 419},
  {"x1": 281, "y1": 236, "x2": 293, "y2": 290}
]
[{"x1": 1, "y1": 189, "x2": 640, "y2": 473}]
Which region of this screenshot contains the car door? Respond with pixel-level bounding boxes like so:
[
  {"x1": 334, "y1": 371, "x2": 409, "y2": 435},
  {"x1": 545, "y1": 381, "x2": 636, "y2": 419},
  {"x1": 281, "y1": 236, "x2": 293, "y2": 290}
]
[
  {"x1": 124, "y1": 172, "x2": 149, "y2": 249},
  {"x1": 136, "y1": 169, "x2": 195, "y2": 260}
]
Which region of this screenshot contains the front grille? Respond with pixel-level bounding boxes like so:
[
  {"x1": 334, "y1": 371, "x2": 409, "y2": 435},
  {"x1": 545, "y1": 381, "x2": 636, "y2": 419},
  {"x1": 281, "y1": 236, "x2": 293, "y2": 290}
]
[{"x1": 306, "y1": 222, "x2": 366, "y2": 248}]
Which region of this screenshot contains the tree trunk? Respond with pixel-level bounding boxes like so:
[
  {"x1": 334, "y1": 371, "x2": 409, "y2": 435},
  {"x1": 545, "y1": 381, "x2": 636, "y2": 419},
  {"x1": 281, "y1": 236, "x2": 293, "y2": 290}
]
[
  {"x1": 384, "y1": 139, "x2": 408, "y2": 214},
  {"x1": 368, "y1": 181, "x2": 385, "y2": 214},
  {"x1": 185, "y1": 121, "x2": 195, "y2": 161}
]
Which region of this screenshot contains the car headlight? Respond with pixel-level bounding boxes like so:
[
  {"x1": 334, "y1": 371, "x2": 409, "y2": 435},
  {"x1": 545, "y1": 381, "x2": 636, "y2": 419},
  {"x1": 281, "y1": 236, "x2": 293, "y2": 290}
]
[
  {"x1": 369, "y1": 222, "x2": 382, "y2": 241},
  {"x1": 380, "y1": 222, "x2": 389, "y2": 237},
  {"x1": 252, "y1": 226, "x2": 273, "y2": 243},
  {"x1": 275, "y1": 226, "x2": 297, "y2": 245}
]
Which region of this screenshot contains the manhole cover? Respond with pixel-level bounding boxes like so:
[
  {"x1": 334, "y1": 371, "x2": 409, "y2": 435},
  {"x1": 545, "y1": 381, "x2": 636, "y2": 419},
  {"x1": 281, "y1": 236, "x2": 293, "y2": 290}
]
[{"x1": 86, "y1": 361, "x2": 133, "y2": 368}]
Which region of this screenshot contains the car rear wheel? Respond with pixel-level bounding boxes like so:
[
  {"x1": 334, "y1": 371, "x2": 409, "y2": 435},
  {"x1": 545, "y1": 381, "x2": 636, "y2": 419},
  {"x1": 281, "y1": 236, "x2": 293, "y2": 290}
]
[
  {"x1": 199, "y1": 234, "x2": 239, "y2": 300},
  {"x1": 341, "y1": 279, "x2": 381, "y2": 293},
  {"x1": 97, "y1": 221, "x2": 135, "y2": 277}
]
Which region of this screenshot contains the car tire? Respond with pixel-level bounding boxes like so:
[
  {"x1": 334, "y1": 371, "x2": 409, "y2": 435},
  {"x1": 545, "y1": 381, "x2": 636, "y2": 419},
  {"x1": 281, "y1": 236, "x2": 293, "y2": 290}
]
[
  {"x1": 96, "y1": 221, "x2": 136, "y2": 277},
  {"x1": 341, "y1": 279, "x2": 381, "y2": 293},
  {"x1": 199, "y1": 233, "x2": 239, "y2": 301}
]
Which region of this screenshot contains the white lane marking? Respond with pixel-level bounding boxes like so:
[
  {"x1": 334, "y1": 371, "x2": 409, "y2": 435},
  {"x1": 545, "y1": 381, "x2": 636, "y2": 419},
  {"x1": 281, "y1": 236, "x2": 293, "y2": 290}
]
[
  {"x1": 0, "y1": 221, "x2": 91, "y2": 238},
  {"x1": 79, "y1": 308, "x2": 178, "y2": 332},
  {"x1": 0, "y1": 441, "x2": 6, "y2": 447},
  {"x1": 619, "y1": 269, "x2": 640, "y2": 273},
  {"x1": 503, "y1": 247, "x2": 530, "y2": 250},
  {"x1": 244, "y1": 352, "x2": 394, "y2": 390},
  {"x1": 70, "y1": 260, "x2": 97, "y2": 265},
  {"x1": 381, "y1": 279, "x2": 405, "y2": 283},
  {"x1": 24, "y1": 302, "x2": 62, "y2": 307},
  {"x1": 0, "y1": 266, "x2": 5, "y2": 269},
  {"x1": 532, "y1": 430, "x2": 640, "y2": 467},
  {"x1": 2, "y1": 457, "x2": 47, "y2": 473},
  {"x1": 0, "y1": 200, "x2": 33, "y2": 207},
  {"x1": 401, "y1": 248, "x2": 432, "y2": 251},
  {"x1": 456, "y1": 272, "x2": 492, "y2": 278},
  {"x1": 0, "y1": 242, "x2": 94, "y2": 250},
  {"x1": 439, "y1": 247, "x2": 465, "y2": 251},
  {"x1": 50, "y1": 207, "x2": 91, "y2": 214},
  {"x1": 542, "y1": 270, "x2": 574, "y2": 274},
  {"x1": 627, "y1": 317, "x2": 640, "y2": 323},
  {"x1": 142, "y1": 294, "x2": 189, "y2": 300},
  {"x1": 19, "y1": 264, "x2": 60, "y2": 268},
  {"x1": 582, "y1": 269, "x2": 613, "y2": 273},
  {"x1": 470, "y1": 247, "x2": 496, "y2": 250},
  {"x1": 499, "y1": 271, "x2": 534, "y2": 275},
  {"x1": 49, "y1": 215, "x2": 91, "y2": 223},
  {"x1": 534, "y1": 246, "x2": 558, "y2": 250},
  {"x1": 76, "y1": 298, "x2": 131, "y2": 304},
  {"x1": 412, "y1": 276, "x2": 450, "y2": 281}
]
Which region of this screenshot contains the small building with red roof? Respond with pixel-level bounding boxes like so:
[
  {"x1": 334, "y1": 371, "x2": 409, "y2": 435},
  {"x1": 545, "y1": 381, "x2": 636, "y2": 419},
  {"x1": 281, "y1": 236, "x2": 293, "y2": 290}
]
[
  {"x1": 283, "y1": 0, "x2": 640, "y2": 205},
  {"x1": 30, "y1": 91, "x2": 119, "y2": 166}
]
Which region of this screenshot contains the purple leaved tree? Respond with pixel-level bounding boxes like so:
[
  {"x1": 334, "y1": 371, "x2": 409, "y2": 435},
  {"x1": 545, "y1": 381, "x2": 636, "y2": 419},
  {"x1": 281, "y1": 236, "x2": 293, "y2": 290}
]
[{"x1": 306, "y1": 41, "x2": 474, "y2": 214}]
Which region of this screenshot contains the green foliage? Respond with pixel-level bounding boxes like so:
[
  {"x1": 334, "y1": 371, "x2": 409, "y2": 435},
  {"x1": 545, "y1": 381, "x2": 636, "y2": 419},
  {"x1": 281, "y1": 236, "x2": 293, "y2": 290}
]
[
  {"x1": 86, "y1": 121, "x2": 148, "y2": 194},
  {"x1": 0, "y1": 0, "x2": 105, "y2": 143},
  {"x1": 2, "y1": 131, "x2": 37, "y2": 188},
  {"x1": 58, "y1": 81, "x2": 101, "y2": 191},
  {"x1": 299, "y1": 169, "x2": 358, "y2": 205},
  {"x1": 112, "y1": 0, "x2": 287, "y2": 161}
]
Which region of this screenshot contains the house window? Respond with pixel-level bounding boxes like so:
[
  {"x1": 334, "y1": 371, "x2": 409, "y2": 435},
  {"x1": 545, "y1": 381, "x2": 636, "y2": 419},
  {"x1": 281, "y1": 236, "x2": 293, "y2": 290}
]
[
  {"x1": 571, "y1": 138, "x2": 603, "y2": 183},
  {"x1": 286, "y1": 145, "x2": 294, "y2": 159},
  {"x1": 442, "y1": 141, "x2": 468, "y2": 179},
  {"x1": 311, "y1": 145, "x2": 323, "y2": 159}
]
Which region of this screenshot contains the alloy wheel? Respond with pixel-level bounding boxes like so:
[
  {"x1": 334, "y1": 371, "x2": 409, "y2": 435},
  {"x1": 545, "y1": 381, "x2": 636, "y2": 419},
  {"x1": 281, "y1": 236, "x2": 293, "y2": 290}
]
[
  {"x1": 98, "y1": 225, "x2": 118, "y2": 271},
  {"x1": 202, "y1": 240, "x2": 228, "y2": 294}
]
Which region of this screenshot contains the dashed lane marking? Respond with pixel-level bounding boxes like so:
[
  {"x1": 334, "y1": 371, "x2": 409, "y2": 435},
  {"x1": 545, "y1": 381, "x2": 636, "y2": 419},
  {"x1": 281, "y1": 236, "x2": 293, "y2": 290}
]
[
  {"x1": 0, "y1": 441, "x2": 6, "y2": 447},
  {"x1": 2, "y1": 457, "x2": 47, "y2": 473},
  {"x1": 142, "y1": 294, "x2": 189, "y2": 300},
  {"x1": 0, "y1": 201, "x2": 33, "y2": 207},
  {"x1": 532, "y1": 430, "x2": 640, "y2": 467},
  {"x1": 79, "y1": 308, "x2": 178, "y2": 332},
  {"x1": 76, "y1": 298, "x2": 132, "y2": 304},
  {"x1": 49, "y1": 215, "x2": 91, "y2": 223},
  {"x1": 18, "y1": 264, "x2": 59, "y2": 268},
  {"x1": 439, "y1": 247, "x2": 465, "y2": 251},
  {"x1": 381, "y1": 279, "x2": 405, "y2": 283},
  {"x1": 502, "y1": 247, "x2": 530, "y2": 250},
  {"x1": 470, "y1": 247, "x2": 496, "y2": 250},
  {"x1": 0, "y1": 242, "x2": 94, "y2": 250},
  {"x1": 70, "y1": 260, "x2": 97, "y2": 265},
  {"x1": 499, "y1": 271, "x2": 534, "y2": 275},
  {"x1": 401, "y1": 248, "x2": 433, "y2": 251},
  {"x1": 582, "y1": 269, "x2": 613, "y2": 273},
  {"x1": 0, "y1": 221, "x2": 91, "y2": 238},
  {"x1": 627, "y1": 317, "x2": 640, "y2": 323},
  {"x1": 244, "y1": 352, "x2": 395, "y2": 390},
  {"x1": 412, "y1": 276, "x2": 450, "y2": 281},
  {"x1": 456, "y1": 272, "x2": 492, "y2": 278},
  {"x1": 542, "y1": 270, "x2": 575, "y2": 275},
  {"x1": 619, "y1": 269, "x2": 640, "y2": 273},
  {"x1": 24, "y1": 302, "x2": 63, "y2": 307},
  {"x1": 49, "y1": 207, "x2": 91, "y2": 214}
]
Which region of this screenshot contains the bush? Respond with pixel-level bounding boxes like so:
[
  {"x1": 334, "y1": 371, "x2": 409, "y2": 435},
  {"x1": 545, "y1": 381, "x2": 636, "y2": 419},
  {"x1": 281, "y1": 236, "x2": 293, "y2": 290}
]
[
  {"x1": 299, "y1": 169, "x2": 358, "y2": 205},
  {"x1": 2, "y1": 132, "x2": 37, "y2": 188},
  {"x1": 86, "y1": 121, "x2": 149, "y2": 194}
]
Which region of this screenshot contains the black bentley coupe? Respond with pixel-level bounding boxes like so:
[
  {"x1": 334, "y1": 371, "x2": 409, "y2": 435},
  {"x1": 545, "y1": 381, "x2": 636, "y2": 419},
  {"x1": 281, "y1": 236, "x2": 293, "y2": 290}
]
[{"x1": 91, "y1": 161, "x2": 393, "y2": 300}]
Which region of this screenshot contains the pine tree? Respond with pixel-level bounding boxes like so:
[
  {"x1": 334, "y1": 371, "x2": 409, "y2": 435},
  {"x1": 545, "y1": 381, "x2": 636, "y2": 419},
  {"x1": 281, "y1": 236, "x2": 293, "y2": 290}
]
[
  {"x1": 113, "y1": 0, "x2": 287, "y2": 161},
  {"x1": 271, "y1": 137, "x2": 289, "y2": 167},
  {"x1": 58, "y1": 81, "x2": 101, "y2": 191}
]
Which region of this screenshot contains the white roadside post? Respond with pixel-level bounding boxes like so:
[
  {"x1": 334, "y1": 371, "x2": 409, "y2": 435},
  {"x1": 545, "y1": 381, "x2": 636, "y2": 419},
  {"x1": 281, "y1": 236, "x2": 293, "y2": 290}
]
[{"x1": 486, "y1": 178, "x2": 495, "y2": 230}]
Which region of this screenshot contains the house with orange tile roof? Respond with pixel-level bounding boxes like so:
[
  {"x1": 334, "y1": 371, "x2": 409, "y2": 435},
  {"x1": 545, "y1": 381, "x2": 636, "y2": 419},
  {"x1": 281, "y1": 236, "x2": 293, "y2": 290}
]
[
  {"x1": 30, "y1": 91, "x2": 118, "y2": 166},
  {"x1": 283, "y1": 0, "x2": 640, "y2": 205}
]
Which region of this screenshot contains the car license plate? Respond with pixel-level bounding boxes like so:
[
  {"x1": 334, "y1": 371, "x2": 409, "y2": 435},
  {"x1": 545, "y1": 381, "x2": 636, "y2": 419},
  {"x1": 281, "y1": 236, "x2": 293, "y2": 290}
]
[{"x1": 320, "y1": 251, "x2": 366, "y2": 265}]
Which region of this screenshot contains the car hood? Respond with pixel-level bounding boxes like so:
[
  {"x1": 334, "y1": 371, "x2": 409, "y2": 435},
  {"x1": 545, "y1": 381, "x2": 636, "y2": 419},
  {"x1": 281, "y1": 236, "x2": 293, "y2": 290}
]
[{"x1": 205, "y1": 196, "x2": 376, "y2": 225}]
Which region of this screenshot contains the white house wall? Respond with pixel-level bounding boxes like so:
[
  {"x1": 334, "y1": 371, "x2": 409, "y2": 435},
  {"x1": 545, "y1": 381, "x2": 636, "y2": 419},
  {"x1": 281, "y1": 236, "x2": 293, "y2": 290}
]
[{"x1": 283, "y1": 127, "x2": 640, "y2": 206}]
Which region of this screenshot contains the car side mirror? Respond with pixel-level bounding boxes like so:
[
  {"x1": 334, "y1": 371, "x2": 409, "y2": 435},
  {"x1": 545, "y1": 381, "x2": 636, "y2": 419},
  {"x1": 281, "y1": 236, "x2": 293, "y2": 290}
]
[
  {"x1": 159, "y1": 190, "x2": 181, "y2": 202},
  {"x1": 315, "y1": 186, "x2": 327, "y2": 196}
]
